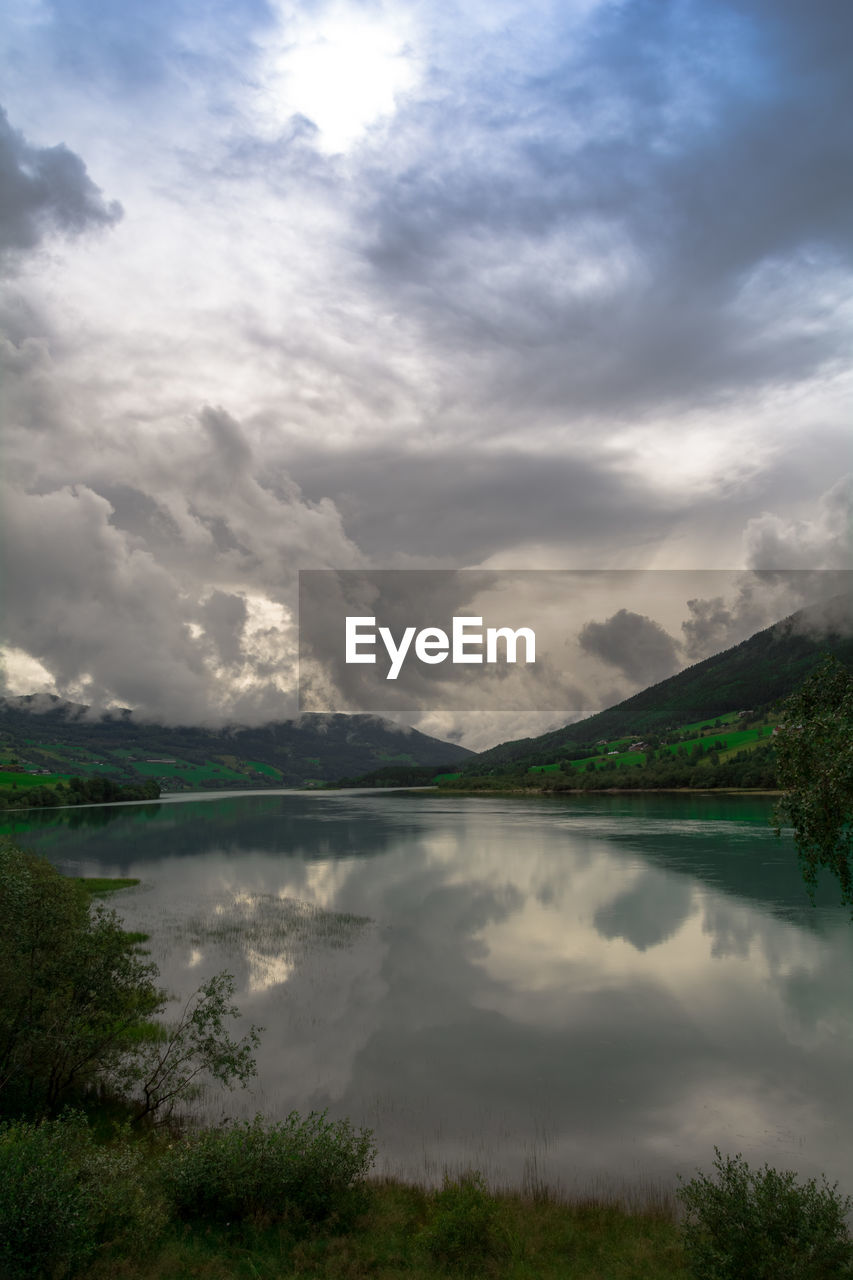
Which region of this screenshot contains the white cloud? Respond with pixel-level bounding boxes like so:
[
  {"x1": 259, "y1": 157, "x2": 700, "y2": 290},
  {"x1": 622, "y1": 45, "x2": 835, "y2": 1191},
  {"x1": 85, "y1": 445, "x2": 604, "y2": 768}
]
[{"x1": 743, "y1": 474, "x2": 852, "y2": 571}]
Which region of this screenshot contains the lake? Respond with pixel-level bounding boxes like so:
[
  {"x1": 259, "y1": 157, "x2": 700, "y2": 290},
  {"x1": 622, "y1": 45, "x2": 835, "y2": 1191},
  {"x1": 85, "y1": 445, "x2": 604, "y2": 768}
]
[{"x1": 6, "y1": 789, "x2": 853, "y2": 1203}]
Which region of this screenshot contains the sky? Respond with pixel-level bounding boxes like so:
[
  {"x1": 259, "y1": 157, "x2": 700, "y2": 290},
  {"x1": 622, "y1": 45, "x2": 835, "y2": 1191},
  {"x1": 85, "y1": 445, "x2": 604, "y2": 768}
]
[{"x1": 0, "y1": 0, "x2": 850, "y2": 748}]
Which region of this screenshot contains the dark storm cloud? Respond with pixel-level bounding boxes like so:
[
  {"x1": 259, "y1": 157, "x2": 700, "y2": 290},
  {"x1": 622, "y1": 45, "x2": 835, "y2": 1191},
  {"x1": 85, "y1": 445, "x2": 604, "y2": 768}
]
[
  {"x1": 356, "y1": 0, "x2": 853, "y2": 414},
  {"x1": 0, "y1": 106, "x2": 122, "y2": 263},
  {"x1": 578, "y1": 609, "x2": 681, "y2": 685},
  {"x1": 287, "y1": 445, "x2": 676, "y2": 561}
]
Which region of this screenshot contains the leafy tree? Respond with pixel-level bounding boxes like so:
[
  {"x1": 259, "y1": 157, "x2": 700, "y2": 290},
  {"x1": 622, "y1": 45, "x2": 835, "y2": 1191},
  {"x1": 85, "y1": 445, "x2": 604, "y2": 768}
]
[
  {"x1": 774, "y1": 657, "x2": 853, "y2": 909},
  {"x1": 0, "y1": 840, "x2": 260, "y2": 1121},
  {"x1": 110, "y1": 973, "x2": 261, "y2": 1124},
  {"x1": 0, "y1": 840, "x2": 161, "y2": 1117}
]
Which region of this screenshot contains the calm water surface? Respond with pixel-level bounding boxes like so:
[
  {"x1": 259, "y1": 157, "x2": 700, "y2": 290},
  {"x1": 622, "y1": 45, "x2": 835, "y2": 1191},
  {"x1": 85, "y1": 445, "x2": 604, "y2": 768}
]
[{"x1": 7, "y1": 790, "x2": 853, "y2": 1200}]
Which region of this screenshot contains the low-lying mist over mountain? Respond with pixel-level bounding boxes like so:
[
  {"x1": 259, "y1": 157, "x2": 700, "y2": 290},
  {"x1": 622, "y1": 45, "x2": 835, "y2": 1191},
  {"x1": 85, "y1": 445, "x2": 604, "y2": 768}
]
[
  {"x1": 2, "y1": 594, "x2": 849, "y2": 793},
  {"x1": 0, "y1": 699, "x2": 471, "y2": 789}
]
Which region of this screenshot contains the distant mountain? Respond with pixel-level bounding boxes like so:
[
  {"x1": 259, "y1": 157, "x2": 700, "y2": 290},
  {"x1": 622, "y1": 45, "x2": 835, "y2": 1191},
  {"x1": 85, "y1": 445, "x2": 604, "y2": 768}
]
[
  {"x1": 461, "y1": 593, "x2": 853, "y2": 775},
  {"x1": 0, "y1": 698, "x2": 471, "y2": 789}
]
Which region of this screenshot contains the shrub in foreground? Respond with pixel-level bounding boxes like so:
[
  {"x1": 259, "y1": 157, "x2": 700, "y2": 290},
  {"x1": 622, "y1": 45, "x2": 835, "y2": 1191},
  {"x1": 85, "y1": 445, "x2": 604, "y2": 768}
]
[
  {"x1": 0, "y1": 839, "x2": 163, "y2": 1120},
  {"x1": 0, "y1": 1111, "x2": 164, "y2": 1279},
  {"x1": 417, "y1": 1172, "x2": 512, "y2": 1273},
  {"x1": 0, "y1": 842, "x2": 259, "y2": 1127},
  {"x1": 678, "y1": 1147, "x2": 853, "y2": 1280},
  {"x1": 159, "y1": 1110, "x2": 376, "y2": 1226}
]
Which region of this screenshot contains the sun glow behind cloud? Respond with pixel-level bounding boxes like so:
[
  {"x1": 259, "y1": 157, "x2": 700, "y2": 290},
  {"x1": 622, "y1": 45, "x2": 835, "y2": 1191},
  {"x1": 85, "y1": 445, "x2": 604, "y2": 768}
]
[{"x1": 255, "y1": 1, "x2": 420, "y2": 152}]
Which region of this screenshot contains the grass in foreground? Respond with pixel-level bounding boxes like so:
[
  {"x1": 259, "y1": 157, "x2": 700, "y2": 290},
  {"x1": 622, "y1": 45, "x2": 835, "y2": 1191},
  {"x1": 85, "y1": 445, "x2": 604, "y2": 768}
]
[
  {"x1": 83, "y1": 1178, "x2": 690, "y2": 1280},
  {"x1": 1, "y1": 1106, "x2": 689, "y2": 1279},
  {"x1": 5, "y1": 1105, "x2": 850, "y2": 1280}
]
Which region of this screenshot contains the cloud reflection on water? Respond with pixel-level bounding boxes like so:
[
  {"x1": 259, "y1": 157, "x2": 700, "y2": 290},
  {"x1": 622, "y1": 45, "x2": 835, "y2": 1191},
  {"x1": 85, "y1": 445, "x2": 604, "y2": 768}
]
[{"x1": 20, "y1": 790, "x2": 853, "y2": 1198}]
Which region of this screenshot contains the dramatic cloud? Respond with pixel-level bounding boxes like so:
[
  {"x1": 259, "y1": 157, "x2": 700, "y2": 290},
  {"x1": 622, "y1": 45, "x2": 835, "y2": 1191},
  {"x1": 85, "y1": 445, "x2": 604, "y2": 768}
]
[
  {"x1": 285, "y1": 445, "x2": 679, "y2": 563},
  {"x1": 0, "y1": 0, "x2": 850, "y2": 738},
  {"x1": 0, "y1": 108, "x2": 121, "y2": 264},
  {"x1": 356, "y1": 0, "x2": 853, "y2": 424},
  {"x1": 742, "y1": 475, "x2": 852, "y2": 572},
  {"x1": 0, "y1": 403, "x2": 362, "y2": 724},
  {"x1": 680, "y1": 478, "x2": 852, "y2": 660},
  {"x1": 578, "y1": 609, "x2": 681, "y2": 686}
]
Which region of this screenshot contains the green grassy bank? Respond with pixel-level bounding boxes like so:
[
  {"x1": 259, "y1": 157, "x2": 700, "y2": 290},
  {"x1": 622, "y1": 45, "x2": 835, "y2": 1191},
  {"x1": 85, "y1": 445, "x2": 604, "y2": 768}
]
[{"x1": 71, "y1": 1175, "x2": 689, "y2": 1280}]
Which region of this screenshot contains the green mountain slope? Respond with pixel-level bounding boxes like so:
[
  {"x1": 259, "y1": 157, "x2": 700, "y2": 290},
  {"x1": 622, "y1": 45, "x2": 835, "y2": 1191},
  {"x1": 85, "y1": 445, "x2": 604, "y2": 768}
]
[
  {"x1": 462, "y1": 594, "x2": 853, "y2": 775},
  {"x1": 0, "y1": 701, "x2": 471, "y2": 791}
]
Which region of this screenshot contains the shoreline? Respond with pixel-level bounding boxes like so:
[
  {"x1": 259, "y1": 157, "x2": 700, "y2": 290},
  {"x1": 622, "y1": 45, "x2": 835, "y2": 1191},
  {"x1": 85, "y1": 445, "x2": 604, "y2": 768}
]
[{"x1": 428, "y1": 785, "x2": 784, "y2": 797}]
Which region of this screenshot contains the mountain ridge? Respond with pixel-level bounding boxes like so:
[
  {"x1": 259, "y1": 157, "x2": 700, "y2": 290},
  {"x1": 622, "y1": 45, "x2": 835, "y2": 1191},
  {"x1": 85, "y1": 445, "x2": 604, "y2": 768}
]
[
  {"x1": 461, "y1": 593, "x2": 853, "y2": 774},
  {"x1": 0, "y1": 699, "x2": 471, "y2": 789}
]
